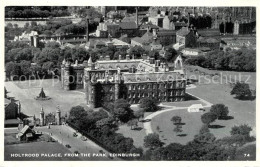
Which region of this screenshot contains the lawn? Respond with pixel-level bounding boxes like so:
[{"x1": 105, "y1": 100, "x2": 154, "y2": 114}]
[
  {"x1": 186, "y1": 65, "x2": 256, "y2": 89},
  {"x1": 5, "y1": 79, "x2": 86, "y2": 117},
  {"x1": 129, "y1": 70, "x2": 256, "y2": 147},
  {"x1": 5, "y1": 141, "x2": 80, "y2": 161},
  {"x1": 187, "y1": 83, "x2": 256, "y2": 136},
  {"x1": 117, "y1": 111, "x2": 152, "y2": 149},
  {"x1": 151, "y1": 109, "x2": 204, "y2": 145}
]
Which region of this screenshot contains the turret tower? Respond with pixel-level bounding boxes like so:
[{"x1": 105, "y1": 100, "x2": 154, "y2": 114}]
[
  {"x1": 56, "y1": 105, "x2": 61, "y2": 125},
  {"x1": 39, "y1": 106, "x2": 45, "y2": 126},
  {"x1": 63, "y1": 61, "x2": 71, "y2": 90}
]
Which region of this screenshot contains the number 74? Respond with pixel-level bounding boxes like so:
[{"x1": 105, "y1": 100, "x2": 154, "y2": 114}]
[{"x1": 244, "y1": 153, "x2": 250, "y2": 157}]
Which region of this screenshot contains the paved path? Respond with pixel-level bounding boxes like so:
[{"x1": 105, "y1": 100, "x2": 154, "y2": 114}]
[{"x1": 143, "y1": 92, "x2": 212, "y2": 135}]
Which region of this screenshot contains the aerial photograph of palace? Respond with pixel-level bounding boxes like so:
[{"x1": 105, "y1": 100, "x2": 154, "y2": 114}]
[{"x1": 4, "y1": 6, "x2": 256, "y2": 161}]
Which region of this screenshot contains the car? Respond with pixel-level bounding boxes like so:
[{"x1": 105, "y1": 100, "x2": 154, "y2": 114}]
[{"x1": 65, "y1": 144, "x2": 71, "y2": 148}]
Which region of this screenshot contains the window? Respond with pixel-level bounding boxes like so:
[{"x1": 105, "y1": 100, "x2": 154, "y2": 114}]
[
  {"x1": 129, "y1": 85, "x2": 132, "y2": 90},
  {"x1": 153, "y1": 84, "x2": 157, "y2": 89}
]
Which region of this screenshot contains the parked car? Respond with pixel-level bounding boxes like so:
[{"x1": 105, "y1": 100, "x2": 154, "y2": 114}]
[{"x1": 65, "y1": 144, "x2": 71, "y2": 148}]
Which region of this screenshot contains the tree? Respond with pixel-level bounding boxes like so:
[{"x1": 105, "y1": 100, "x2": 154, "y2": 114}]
[
  {"x1": 199, "y1": 124, "x2": 210, "y2": 134},
  {"x1": 113, "y1": 99, "x2": 134, "y2": 123},
  {"x1": 133, "y1": 109, "x2": 144, "y2": 121},
  {"x1": 194, "y1": 132, "x2": 216, "y2": 144},
  {"x1": 144, "y1": 133, "x2": 164, "y2": 149},
  {"x1": 231, "y1": 82, "x2": 252, "y2": 99},
  {"x1": 139, "y1": 97, "x2": 159, "y2": 112},
  {"x1": 173, "y1": 125, "x2": 183, "y2": 134},
  {"x1": 163, "y1": 47, "x2": 178, "y2": 62},
  {"x1": 171, "y1": 116, "x2": 182, "y2": 124},
  {"x1": 210, "y1": 104, "x2": 229, "y2": 119},
  {"x1": 19, "y1": 60, "x2": 32, "y2": 77},
  {"x1": 129, "y1": 46, "x2": 145, "y2": 59},
  {"x1": 230, "y1": 124, "x2": 252, "y2": 137},
  {"x1": 201, "y1": 112, "x2": 218, "y2": 125},
  {"x1": 127, "y1": 119, "x2": 138, "y2": 130},
  {"x1": 5, "y1": 61, "x2": 21, "y2": 78},
  {"x1": 69, "y1": 106, "x2": 86, "y2": 120}
]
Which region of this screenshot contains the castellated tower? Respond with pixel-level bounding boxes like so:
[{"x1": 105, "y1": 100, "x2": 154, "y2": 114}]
[
  {"x1": 39, "y1": 106, "x2": 45, "y2": 126},
  {"x1": 56, "y1": 105, "x2": 61, "y2": 125},
  {"x1": 63, "y1": 61, "x2": 71, "y2": 90},
  {"x1": 114, "y1": 68, "x2": 121, "y2": 100},
  {"x1": 88, "y1": 75, "x2": 97, "y2": 108}
]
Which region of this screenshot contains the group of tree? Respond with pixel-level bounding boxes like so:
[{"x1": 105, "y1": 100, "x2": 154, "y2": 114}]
[
  {"x1": 185, "y1": 48, "x2": 256, "y2": 72},
  {"x1": 201, "y1": 104, "x2": 230, "y2": 126},
  {"x1": 67, "y1": 105, "x2": 143, "y2": 159},
  {"x1": 5, "y1": 6, "x2": 70, "y2": 19},
  {"x1": 143, "y1": 124, "x2": 254, "y2": 160},
  {"x1": 139, "y1": 97, "x2": 159, "y2": 112}
]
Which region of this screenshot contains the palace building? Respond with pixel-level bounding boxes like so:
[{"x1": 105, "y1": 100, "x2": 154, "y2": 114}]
[{"x1": 61, "y1": 54, "x2": 187, "y2": 108}]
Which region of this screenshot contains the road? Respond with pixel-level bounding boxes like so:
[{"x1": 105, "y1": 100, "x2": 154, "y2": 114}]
[
  {"x1": 36, "y1": 125, "x2": 120, "y2": 161},
  {"x1": 5, "y1": 125, "x2": 120, "y2": 161}
]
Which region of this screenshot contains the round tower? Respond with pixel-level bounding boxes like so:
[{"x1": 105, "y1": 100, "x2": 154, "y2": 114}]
[
  {"x1": 63, "y1": 61, "x2": 71, "y2": 90},
  {"x1": 40, "y1": 106, "x2": 45, "y2": 126},
  {"x1": 115, "y1": 75, "x2": 120, "y2": 100},
  {"x1": 56, "y1": 105, "x2": 61, "y2": 125}
]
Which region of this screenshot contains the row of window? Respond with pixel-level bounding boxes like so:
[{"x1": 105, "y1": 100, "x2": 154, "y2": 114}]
[
  {"x1": 128, "y1": 97, "x2": 184, "y2": 104},
  {"x1": 127, "y1": 82, "x2": 185, "y2": 90},
  {"x1": 128, "y1": 90, "x2": 185, "y2": 99}
]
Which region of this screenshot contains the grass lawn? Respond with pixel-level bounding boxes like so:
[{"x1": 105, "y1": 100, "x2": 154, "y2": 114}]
[
  {"x1": 186, "y1": 65, "x2": 256, "y2": 89},
  {"x1": 117, "y1": 111, "x2": 152, "y2": 149},
  {"x1": 151, "y1": 109, "x2": 204, "y2": 145},
  {"x1": 187, "y1": 84, "x2": 256, "y2": 135},
  {"x1": 5, "y1": 141, "x2": 80, "y2": 161},
  {"x1": 5, "y1": 79, "x2": 86, "y2": 117}
]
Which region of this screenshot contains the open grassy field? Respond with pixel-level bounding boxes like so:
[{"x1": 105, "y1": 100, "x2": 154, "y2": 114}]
[
  {"x1": 5, "y1": 79, "x2": 86, "y2": 117},
  {"x1": 151, "y1": 109, "x2": 204, "y2": 145},
  {"x1": 5, "y1": 141, "x2": 80, "y2": 161},
  {"x1": 186, "y1": 65, "x2": 256, "y2": 89}
]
